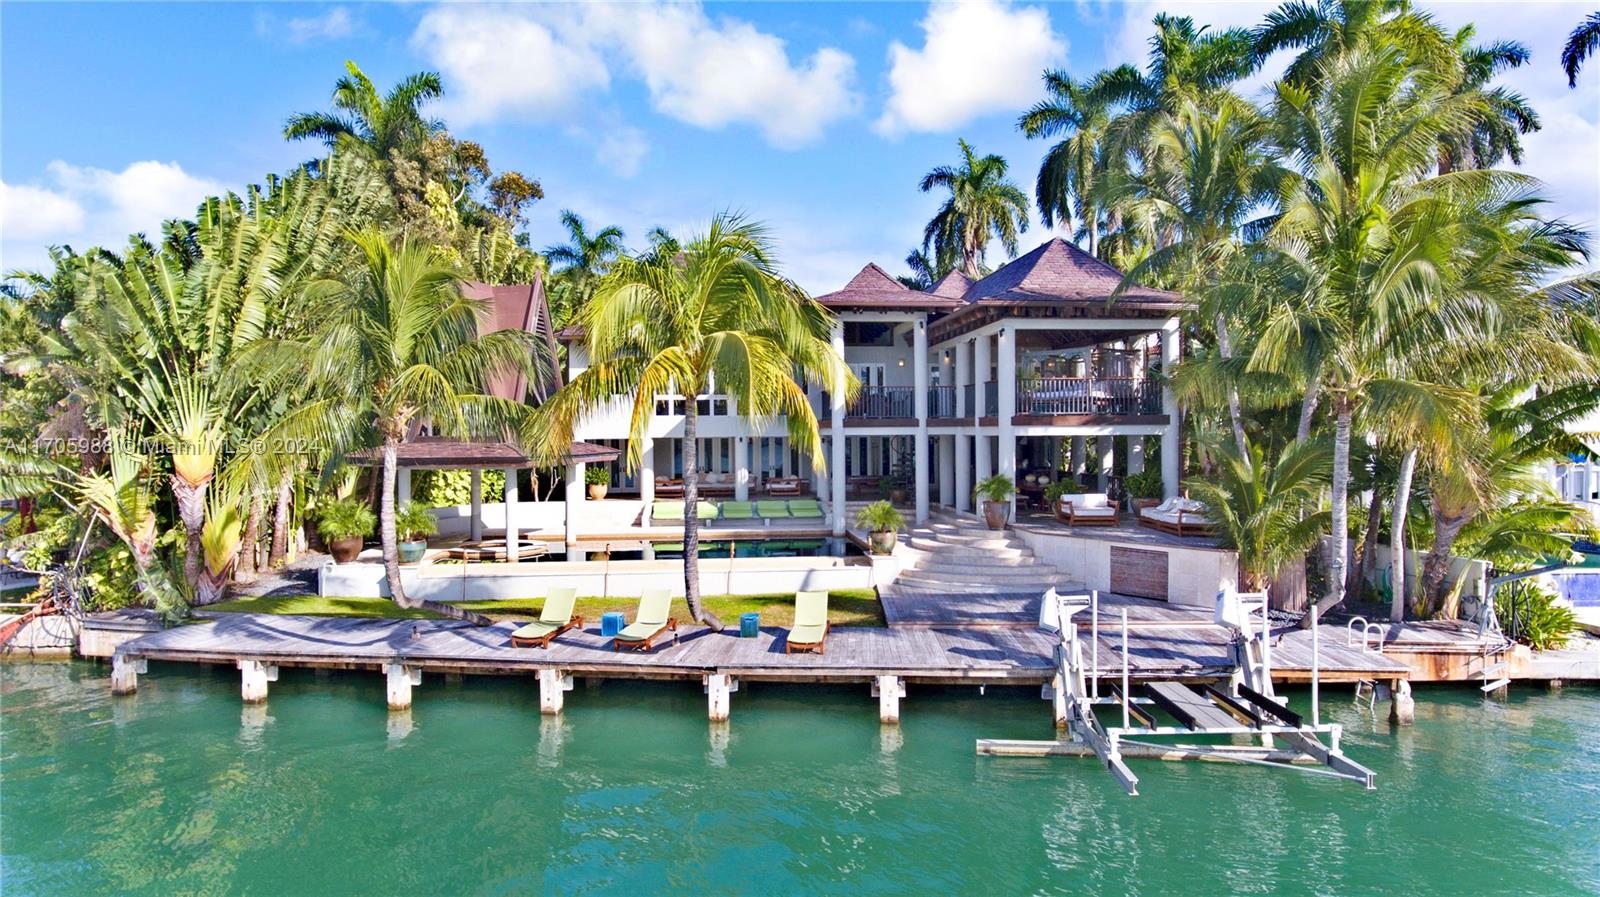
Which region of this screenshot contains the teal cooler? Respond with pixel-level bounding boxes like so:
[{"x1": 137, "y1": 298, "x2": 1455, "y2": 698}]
[{"x1": 739, "y1": 612, "x2": 760, "y2": 638}]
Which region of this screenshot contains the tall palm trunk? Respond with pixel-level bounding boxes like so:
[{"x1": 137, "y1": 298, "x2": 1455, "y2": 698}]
[
  {"x1": 380, "y1": 435, "x2": 489, "y2": 625},
  {"x1": 1296, "y1": 368, "x2": 1322, "y2": 443},
  {"x1": 961, "y1": 234, "x2": 981, "y2": 280},
  {"x1": 681, "y1": 400, "x2": 724, "y2": 631},
  {"x1": 171, "y1": 475, "x2": 208, "y2": 591},
  {"x1": 1422, "y1": 493, "x2": 1474, "y2": 619},
  {"x1": 269, "y1": 474, "x2": 291, "y2": 567},
  {"x1": 1308, "y1": 397, "x2": 1353, "y2": 625},
  {"x1": 234, "y1": 493, "x2": 262, "y2": 584},
  {"x1": 1348, "y1": 489, "x2": 1383, "y2": 604},
  {"x1": 1216, "y1": 313, "x2": 1250, "y2": 465},
  {"x1": 1389, "y1": 447, "x2": 1418, "y2": 622}
]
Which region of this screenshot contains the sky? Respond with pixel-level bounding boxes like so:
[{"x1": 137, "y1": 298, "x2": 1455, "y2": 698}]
[{"x1": 3, "y1": 1, "x2": 1598, "y2": 293}]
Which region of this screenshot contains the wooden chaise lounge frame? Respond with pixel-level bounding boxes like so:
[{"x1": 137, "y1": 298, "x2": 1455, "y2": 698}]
[
  {"x1": 1138, "y1": 508, "x2": 1212, "y2": 537},
  {"x1": 1054, "y1": 499, "x2": 1120, "y2": 527}
]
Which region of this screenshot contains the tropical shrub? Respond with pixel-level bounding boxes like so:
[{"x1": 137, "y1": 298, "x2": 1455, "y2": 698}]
[
  {"x1": 976, "y1": 474, "x2": 1015, "y2": 503},
  {"x1": 1494, "y1": 580, "x2": 1579, "y2": 651},
  {"x1": 413, "y1": 469, "x2": 503, "y2": 506},
  {"x1": 317, "y1": 498, "x2": 375, "y2": 541},
  {"x1": 855, "y1": 500, "x2": 905, "y2": 534},
  {"x1": 1124, "y1": 469, "x2": 1164, "y2": 500},
  {"x1": 395, "y1": 502, "x2": 438, "y2": 542},
  {"x1": 1044, "y1": 480, "x2": 1073, "y2": 504}
]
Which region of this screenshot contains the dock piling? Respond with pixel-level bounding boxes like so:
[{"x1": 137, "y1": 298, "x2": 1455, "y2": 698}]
[
  {"x1": 385, "y1": 663, "x2": 421, "y2": 710},
  {"x1": 238, "y1": 659, "x2": 277, "y2": 704},
  {"x1": 111, "y1": 653, "x2": 145, "y2": 695},
  {"x1": 1388, "y1": 679, "x2": 1415, "y2": 726},
  {"x1": 873, "y1": 675, "x2": 906, "y2": 724},
  {"x1": 538, "y1": 668, "x2": 574, "y2": 714},
  {"x1": 705, "y1": 673, "x2": 738, "y2": 721}
]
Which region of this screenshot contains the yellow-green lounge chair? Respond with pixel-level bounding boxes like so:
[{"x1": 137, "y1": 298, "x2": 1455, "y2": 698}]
[
  {"x1": 612, "y1": 589, "x2": 677, "y2": 652},
  {"x1": 510, "y1": 587, "x2": 582, "y2": 649},
  {"x1": 787, "y1": 499, "x2": 825, "y2": 519},
  {"x1": 756, "y1": 500, "x2": 790, "y2": 520},
  {"x1": 785, "y1": 590, "x2": 830, "y2": 654},
  {"x1": 653, "y1": 500, "x2": 685, "y2": 523},
  {"x1": 720, "y1": 501, "x2": 755, "y2": 521},
  {"x1": 695, "y1": 501, "x2": 719, "y2": 521}
]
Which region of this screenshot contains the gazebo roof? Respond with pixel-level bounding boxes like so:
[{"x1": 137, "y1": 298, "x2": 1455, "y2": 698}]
[
  {"x1": 814, "y1": 263, "x2": 959, "y2": 310},
  {"x1": 349, "y1": 437, "x2": 619, "y2": 470}
]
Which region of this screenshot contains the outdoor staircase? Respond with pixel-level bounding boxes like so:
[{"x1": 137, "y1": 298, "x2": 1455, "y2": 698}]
[{"x1": 886, "y1": 512, "x2": 1072, "y2": 595}]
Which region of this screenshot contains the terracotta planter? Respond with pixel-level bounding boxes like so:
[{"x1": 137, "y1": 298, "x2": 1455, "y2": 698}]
[
  {"x1": 398, "y1": 540, "x2": 427, "y2": 565},
  {"x1": 869, "y1": 530, "x2": 897, "y2": 555},
  {"x1": 889, "y1": 488, "x2": 907, "y2": 506},
  {"x1": 982, "y1": 500, "x2": 1009, "y2": 531},
  {"x1": 588, "y1": 484, "x2": 608, "y2": 500},
  {"x1": 329, "y1": 535, "x2": 364, "y2": 564}
]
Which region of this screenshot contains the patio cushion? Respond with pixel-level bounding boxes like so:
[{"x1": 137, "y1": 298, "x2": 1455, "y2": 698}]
[
  {"x1": 720, "y1": 501, "x2": 755, "y2": 520},
  {"x1": 1140, "y1": 507, "x2": 1214, "y2": 525},
  {"x1": 787, "y1": 500, "x2": 825, "y2": 518},
  {"x1": 539, "y1": 588, "x2": 578, "y2": 624},
  {"x1": 511, "y1": 620, "x2": 561, "y2": 640},
  {"x1": 695, "y1": 501, "x2": 719, "y2": 520},
  {"x1": 653, "y1": 500, "x2": 685, "y2": 522},
  {"x1": 788, "y1": 622, "x2": 827, "y2": 645},
  {"x1": 756, "y1": 500, "x2": 791, "y2": 518},
  {"x1": 1060, "y1": 493, "x2": 1111, "y2": 510}
]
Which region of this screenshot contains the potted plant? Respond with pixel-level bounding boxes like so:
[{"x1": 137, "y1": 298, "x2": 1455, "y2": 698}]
[
  {"x1": 1044, "y1": 480, "x2": 1073, "y2": 523},
  {"x1": 318, "y1": 498, "x2": 375, "y2": 564},
  {"x1": 395, "y1": 502, "x2": 437, "y2": 565},
  {"x1": 855, "y1": 500, "x2": 905, "y2": 555},
  {"x1": 585, "y1": 465, "x2": 611, "y2": 500},
  {"x1": 976, "y1": 474, "x2": 1015, "y2": 531},
  {"x1": 1124, "y1": 469, "x2": 1165, "y2": 512},
  {"x1": 878, "y1": 475, "x2": 907, "y2": 506}
]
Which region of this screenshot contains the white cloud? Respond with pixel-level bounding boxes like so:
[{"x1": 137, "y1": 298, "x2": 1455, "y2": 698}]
[
  {"x1": 595, "y1": 125, "x2": 650, "y2": 179},
  {"x1": 0, "y1": 160, "x2": 225, "y2": 272},
  {"x1": 875, "y1": 1, "x2": 1067, "y2": 136},
  {"x1": 412, "y1": 3, "x2": 860, "y2": 148},
  {"x1": 255, "y1": 6, "x2": 361, "y2": 44}
]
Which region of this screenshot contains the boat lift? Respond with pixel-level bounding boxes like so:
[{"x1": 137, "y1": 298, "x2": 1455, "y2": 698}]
[{"x1": 979, "y1": 589, "x2": 1375, "y2": 796}]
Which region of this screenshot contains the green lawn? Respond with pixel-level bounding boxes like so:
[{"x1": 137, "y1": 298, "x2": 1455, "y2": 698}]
[{"x1": 205, "y1": 588, "x2": 884, "y2": 628}]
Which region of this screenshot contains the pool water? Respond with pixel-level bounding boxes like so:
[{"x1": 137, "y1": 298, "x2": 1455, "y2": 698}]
[{"x1": 2, "y1": 662, "x2": 1597, "y2": 896}]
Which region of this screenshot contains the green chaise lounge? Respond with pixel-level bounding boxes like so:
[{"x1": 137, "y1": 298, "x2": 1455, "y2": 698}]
[
  {"x1": 787, "y1": 499, "x2": 825, "y2": 519},
  {"x1": 653, "y1": 500, "x2": 685, "y2": 523},
  {"x1": 785, "y1": 590, "x2": 830, "y2": 654},
  {"x1": 756, "y1": 500, "x2": 791, "y2": 520},
  {"x1": 612, "y1": 588, "x2": 678, "y2": 652},
  {"x1": 510, "y1": 587, "x2": 582, "y2": 649},
  {"x1": 719, "y1": 501, "x2": 755, "y2": 521}
]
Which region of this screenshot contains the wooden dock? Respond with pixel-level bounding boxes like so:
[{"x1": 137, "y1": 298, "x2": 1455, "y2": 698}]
[{"x1": 101, "y1": 595, "x2": 1412, "y2": 721}]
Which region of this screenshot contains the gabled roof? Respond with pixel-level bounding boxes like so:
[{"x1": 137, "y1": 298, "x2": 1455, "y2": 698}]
[
  {"x1": 960, "y1": 238, "x2": 1181, "y2": 306},
  {"x1": 463, "y1": 279, "x2": 564, "y2": 402},
  {"x1": 928, "y1": 269, "x2": 974, "y2": 299},
  {"x1": 815, "y1": 263, "x2": 959, "y2": 310}
]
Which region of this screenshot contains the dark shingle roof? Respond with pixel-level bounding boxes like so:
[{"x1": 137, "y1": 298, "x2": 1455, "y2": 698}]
[
  {"x1": 960, "y1": 238, "x2": 1180, "y2": 306},
  {"x1": 815, "y1": 263, "x2": 959, "y2": 310},
  {"x1": 928, "y1": 269, "x2": 974, "y2": 299}
]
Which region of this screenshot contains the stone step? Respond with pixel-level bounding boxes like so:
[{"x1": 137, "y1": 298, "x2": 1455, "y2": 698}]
[
  {"x1": 904, "y1": 538, "x2": 1028, "y2": 558},
  {"x1": 905, "y1": 531, "x2": 1021, "y2": 548},
  {"x1": 900, "y1": 565, "x2": 1062, "y2": 584},
  {"x1": 888, "y1": 576, "x2": 1062, "y2": 594}
]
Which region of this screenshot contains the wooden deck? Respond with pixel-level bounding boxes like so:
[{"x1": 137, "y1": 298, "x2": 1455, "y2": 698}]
[{"x1": 112, "y1": 607, "x2": 1410, "y2": 685}]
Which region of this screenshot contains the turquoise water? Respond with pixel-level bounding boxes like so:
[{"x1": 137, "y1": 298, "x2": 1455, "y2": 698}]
[{"x1": 3, "y1": 662, "x2": 1598, "y2": 896}]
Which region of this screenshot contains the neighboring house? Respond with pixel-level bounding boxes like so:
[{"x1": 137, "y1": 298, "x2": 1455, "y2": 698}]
[
  {"x1": 1551, "y1": 407, "x2": 1600, "y2": 519},
  {"x1": 563, "y1": 238, "x2": 1190, "y2": 534}
]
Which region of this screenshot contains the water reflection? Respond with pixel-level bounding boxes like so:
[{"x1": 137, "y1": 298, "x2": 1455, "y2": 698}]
[
  {"x1": 386, "y1": 709, "x2": 414, "y2": 742},
  {"x1": 537, "y1": 714, "x2": 567, "y2": 766},
  {"x1": 707, "y1": 720, "x2": 731, "y2": 767}
]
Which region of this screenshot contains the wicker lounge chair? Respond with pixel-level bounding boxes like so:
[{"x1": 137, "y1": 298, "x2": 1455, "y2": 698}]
[
  {"x1": 509, "y1": 588, "x2": 582, "y2": 648},
  {"x1": 612, "y1": 589, "x2": 678, "y2": 652},
  {"x1": 785, "y1": 590, "x2": 830, "y2": 654}
]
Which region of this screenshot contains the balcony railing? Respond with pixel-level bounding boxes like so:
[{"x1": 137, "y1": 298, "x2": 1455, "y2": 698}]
[
  {"x1": 928, "y1": 385, "x2": 958, "y2": 419},
  {"x1": 1015, "y1": 377, "x2": 1158, "y2": 416},
  {"x1": 850, "y1": 385, "x2": 916, "y2": 419}
]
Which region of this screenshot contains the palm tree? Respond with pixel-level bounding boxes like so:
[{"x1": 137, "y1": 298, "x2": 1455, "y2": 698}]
[
  {"x1": 307, "y1": 229, "x2": 545, "y2": 621},
  {"x1": 920, "y1": 139, "x2": 1031, "y2": 280},
  {"x1": 542, "y1": 211, "x2": 626, "y2": 319},
  {"x1": 1254, "y1": 0, "x2": 1454, "y2": 89},
  {"x1": 1018, "y1": 72, "x2": 1116, "y2": 256},
  {"x1": 898, "y1": 248, "x2": 947, "y2": 291},
  {"x1": 284, "y1": 61, "x2": 443, "y2": 165},
  {"x1": 1188, "y1": 439, "x2": 1332, "y2": 591},
  {"x1": 1435, "y1": 28, "x2": 1539, "y2": 173},
  {"x1": 1563, "y1": 11, "x2": 1600, "y2": 87},
  {"x1": 534, "y1": 214, "x2": 855, "y2": 628}
]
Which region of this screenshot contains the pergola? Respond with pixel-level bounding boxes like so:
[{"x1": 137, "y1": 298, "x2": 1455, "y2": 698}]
[{"x1": 351, "y1": 437, "x2": 620, "y2": 561}]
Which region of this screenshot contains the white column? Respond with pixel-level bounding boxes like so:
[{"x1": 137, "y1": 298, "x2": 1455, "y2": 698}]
[
  {"x1": 386, "y1": 662, "x2": 420, "y2": 711},
  {"x1": 539, "y1": 668, "x2": 573, "y2": 714},
  {"x1": 1071, "y1": 436, "x2": 1086, "y2": 478},
  {"x1": 913, "y1": 316, "x2": 930, "y2": 524},
  {"x1": 565, "y1": 462, "x2": 584, "y2": 557},
  {"x1": 1097, "y1": 435, "x2": 1114, "y2": 493},
  {"x1": 706, "y1": 673, "x2": 737, "y2": 721},
  {"x1": 238, "y1": 659, "x2": 276, "y2": 704},
  {"x1": 503, "y1": 468, "x2": 520, "y2": 562},
  {"x1": 735, "y1": 435, "x2": 750, "y2": 502},
  {"x1": 111, "y1": 653, "x2": 145, "y2": 695},
  {"x1": 997, "y1": 326, "x2": 1017, "y2": 516},
  {"x1": 938, "y1": 434, "x2": 955, "y2": 509},
  {"x1": 830, "y1": 320, "x2": 847, "y2": 536},
  {"x1": 1161, "y1": 320, "x2": 1181, "y2": 499},
  {"x1": 874, "y1": 675, "x2": 906, "y2": 724},
  {"x1": 397, "y1": 468, "x2": 412, "y2": 504},
  {"x1": 1127, "y1": 436, "x2": 1145, "y2": 475},
  {"x1": 469, "y1": 470, "x2": 484, "y2": 541},
  {"x1": 974, "y1": 335, "x2": 991, "y2": 484},
  {"x1": 955, "y1": 436, "x2": 972, "y2": 513},
  {"x1": 639, "y1": 436, "x2": 655, "y2": 506}
]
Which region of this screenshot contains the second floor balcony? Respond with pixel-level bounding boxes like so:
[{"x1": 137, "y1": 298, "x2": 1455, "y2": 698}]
[{"x1": 819, "y1": 377, "x2": 1158, "y2": 421}]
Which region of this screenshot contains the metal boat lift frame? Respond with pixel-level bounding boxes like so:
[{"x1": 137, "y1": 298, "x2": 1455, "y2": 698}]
[{"x1": 983, "y1": 589, "x2": 1375, "y2": 797}]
